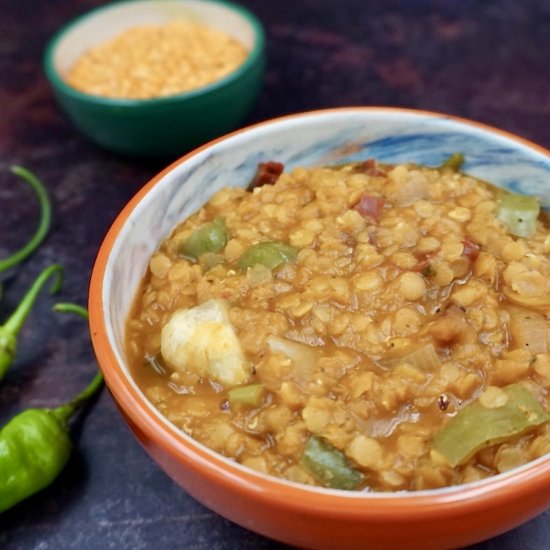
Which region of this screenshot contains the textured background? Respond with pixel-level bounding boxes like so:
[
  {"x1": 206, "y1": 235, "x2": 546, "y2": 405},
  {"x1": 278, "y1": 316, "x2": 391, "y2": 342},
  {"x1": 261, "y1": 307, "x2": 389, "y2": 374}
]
[{"x1": 1, "y1": 0, "x2": 550, "y2": 548}]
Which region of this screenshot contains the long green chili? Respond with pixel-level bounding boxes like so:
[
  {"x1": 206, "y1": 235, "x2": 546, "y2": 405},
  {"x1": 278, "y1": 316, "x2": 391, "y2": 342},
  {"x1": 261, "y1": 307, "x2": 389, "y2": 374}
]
[
  {"x1": 0, "y1": 303, "x2": 103, "y2": 513},
  {"x1": 0, "y1": 166, "x2": 52, "y2": 274},
  {"x1": 0, "y1": 264, "x2": 63, "y2": 381}
]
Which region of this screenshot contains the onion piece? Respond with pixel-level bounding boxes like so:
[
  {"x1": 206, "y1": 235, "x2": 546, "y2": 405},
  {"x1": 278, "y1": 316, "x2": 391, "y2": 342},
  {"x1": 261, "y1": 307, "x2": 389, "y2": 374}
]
[
  {"x1": 503, "y1": 287, "x2": 550, "y2": 310},
  {"x1": 266, "y1": 335, "x2": 319, "y2": 386},
  {"x1": 508, "y1": 307, "x2": 548, "y2": 353},
  {"x1": 392, "y1": 173, "x2": 428, "y2": 206},
  {"x1": 391, "y1": 343, "x2": 441, "y2": 371},
  {"x1": 356, "y1": 405, "x2": 416, "y2": 438},
  {"x1": 246, "y1": 263, "x2": 272, "y2": 287}
]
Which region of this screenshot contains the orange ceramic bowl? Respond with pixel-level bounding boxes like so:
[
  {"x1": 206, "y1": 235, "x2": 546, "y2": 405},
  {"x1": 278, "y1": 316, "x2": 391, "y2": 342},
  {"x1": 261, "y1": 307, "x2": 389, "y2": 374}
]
[{"x1": 89, "y1": 107, "x2": 550, "y2": 550}]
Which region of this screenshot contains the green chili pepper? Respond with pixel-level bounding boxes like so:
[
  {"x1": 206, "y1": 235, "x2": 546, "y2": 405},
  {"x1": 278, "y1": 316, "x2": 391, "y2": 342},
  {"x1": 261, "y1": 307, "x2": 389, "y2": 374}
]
[
  {"x1": 0, "y1": 372, "x2": 103, "y2": 514},
  {"x1": 300, "y1": 435, "x2": 364, "y2": 490},
  {"x1": 238, "y1": 241, "x2": 298, "y2": 271},
  {"x1": 439, "y1": 153, "x2": 465, "y2": 172},
  {"x1": 181, "y1": 217, "x2": 228, "y2": 260},
  {"x1": 432, "y1": 383, "x2": 550, "y2": 467},
  {"x1": 0, "y1": 264, "x2": 63, "y2": 381},
  {"x1": 0, "y1": 166, "x2": 52, "y2": 276},
  {"x1": 0, "y1": 303, "x2": 103, "y2": 513},
  {"x1": 228, "y1": 383, "x2": 265, "y2": 409},
  {"x1": 496, "y1": 191, "x2": 540, "y2": 238}
]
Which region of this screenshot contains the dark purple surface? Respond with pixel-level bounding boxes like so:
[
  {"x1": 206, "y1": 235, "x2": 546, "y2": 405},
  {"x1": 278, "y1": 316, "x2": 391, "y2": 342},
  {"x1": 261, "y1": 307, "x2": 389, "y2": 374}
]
[{"x1": 1, "y1": 0, "x2": 550, "y2": 548}]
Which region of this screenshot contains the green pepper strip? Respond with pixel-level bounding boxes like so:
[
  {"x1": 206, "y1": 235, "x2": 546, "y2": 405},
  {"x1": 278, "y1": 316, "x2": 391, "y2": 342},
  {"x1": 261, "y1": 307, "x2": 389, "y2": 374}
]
[
  {"x1": 228, "y1": 384, "x2": 265, "y2": 409},
  {"x1": 0, "y1": 264, "x2": 63, "y2": 381},
  {"x1": 238, "y1": 241, "x2": 298, "y2": 271},
  {"x1": 300, "y1": 435, "x2": 364, "y2": 490},
  {"x1": 432, "y1": 383, "x2": 550, "y2": 467},
  {"x1": 0, "y1": 166, "x2": 52, "y2": 274},
  {"x1": 0, "y1": 304, "x2": 103, "y2": 513},
  {"x1": 181, "y1": 217, "x2": 228, "y2": 260},
  {"x1": 439, "y1": 153, "x2": 465, "y2": 172}
]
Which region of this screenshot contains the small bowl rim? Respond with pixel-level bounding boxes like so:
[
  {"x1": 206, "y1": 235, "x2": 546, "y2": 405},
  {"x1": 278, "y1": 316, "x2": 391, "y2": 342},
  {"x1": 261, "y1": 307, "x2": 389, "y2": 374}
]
[
  {"x1": 89, "y1": 106, "x2": 550, "y2": 521},
  {"x1": 43, "y1": 0, "x2": 265, "y2": 108}
]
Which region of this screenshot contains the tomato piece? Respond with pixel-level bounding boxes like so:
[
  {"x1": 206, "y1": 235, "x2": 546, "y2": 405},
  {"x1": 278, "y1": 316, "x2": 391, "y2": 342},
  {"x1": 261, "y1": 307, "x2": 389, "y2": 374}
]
[
  {"x1": 354, "y1": 195, "x2": 384, "y2": 221},
  {"x1": 249, "y1": 161, "x2": 284, "y2": 190},
  {"x1": 461, "y1": 239, "x2": 480, "y2": 261}
]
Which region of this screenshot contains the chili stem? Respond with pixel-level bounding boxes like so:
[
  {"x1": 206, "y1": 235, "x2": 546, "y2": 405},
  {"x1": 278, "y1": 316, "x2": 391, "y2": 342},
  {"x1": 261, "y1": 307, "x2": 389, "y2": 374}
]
[
  {"x1": 51, "y1": 303, "x2": 104, "y2": 424},
  {"x1": 0, "y1": 166, "x2": 52, "y2": 273},
  {"x1": 2, "y1": 264, "x2": 63, "y2": 335},
  {"x1": 52, "y1": 370, "x2": 104, "y2": 424},
  {"x1": 53, "y1": 302, "x2": 89, "y2": 320}
]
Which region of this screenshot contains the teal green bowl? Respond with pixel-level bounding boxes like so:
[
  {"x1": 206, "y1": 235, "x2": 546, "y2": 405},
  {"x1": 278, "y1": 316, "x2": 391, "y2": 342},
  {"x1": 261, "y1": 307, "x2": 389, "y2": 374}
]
[{"x1": 43, "y1": 0, "x2": 265, "y2": 158}]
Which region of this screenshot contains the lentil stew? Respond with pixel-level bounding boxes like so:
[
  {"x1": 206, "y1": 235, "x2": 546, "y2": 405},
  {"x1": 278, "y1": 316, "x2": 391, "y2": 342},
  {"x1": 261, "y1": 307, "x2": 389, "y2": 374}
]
[{"x1": 126, "y1": 158, "x2": 550, "y2": 492}]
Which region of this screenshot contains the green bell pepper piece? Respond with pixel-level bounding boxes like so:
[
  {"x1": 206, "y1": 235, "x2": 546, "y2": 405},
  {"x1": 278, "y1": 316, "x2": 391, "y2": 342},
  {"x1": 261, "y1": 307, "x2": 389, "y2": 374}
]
[
  {"x1": 181, "y1": 217, "x2": 228, "y2": 260},
  {"x1": 228, "y1": 384, "x2": 265, "y2": 408},
  {"x1": 432, "y1": 383, "x2": 550, "y2": 467},
  {"x1": 496, "y1": 191, "x2": 540, "y2": 238},
  {"x1": 439, "y1": 153, "x2": 465, "y2": 172},
  {"x1": 300, "y1": 436, "x2": 364, "y2": 490},
  {"x1": 238, "y1": 241, "x2": 297, "y2": 271}
]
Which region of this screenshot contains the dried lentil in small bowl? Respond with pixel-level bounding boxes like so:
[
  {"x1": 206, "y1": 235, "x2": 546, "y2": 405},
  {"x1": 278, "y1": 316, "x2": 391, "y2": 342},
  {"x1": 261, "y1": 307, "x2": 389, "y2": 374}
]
[
  {"x1": 44, "y1": 0, "x2": 265, "y2": 157},
  {"x1": 66, "y1": 20, "x2": 249, "y2": 99}
]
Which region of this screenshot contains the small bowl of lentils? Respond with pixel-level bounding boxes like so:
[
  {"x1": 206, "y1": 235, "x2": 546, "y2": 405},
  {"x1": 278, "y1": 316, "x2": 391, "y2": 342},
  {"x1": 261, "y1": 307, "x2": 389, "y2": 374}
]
[{"x1": 44, "y1": 0, "x2": 265, "y2": 158}]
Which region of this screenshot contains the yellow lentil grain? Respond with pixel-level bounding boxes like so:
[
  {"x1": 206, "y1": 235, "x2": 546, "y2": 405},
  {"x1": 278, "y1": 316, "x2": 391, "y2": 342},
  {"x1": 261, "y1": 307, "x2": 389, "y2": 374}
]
[
  {"x1": 511, "y1": 270, "x2": 547, "y2": 297},
  {"x1": 414, "y1": 200, "x2": 436, "y2": 218},
  {"x1": 390, "y1": 252, "x2": 418, "y2": 269},
  {"x1": 352, "y1": 271, "x2": 384, "y2": 292},
  {"x1": 149, "y1": 253, "x2": 172, "y2": 278},
  {"x1": 289, "y1": 228, "x2": 315, "y2": 247},
  {"x1": 290, "y1": 300, "x2": 314, "y2": 318},
  {"x1": 447, "y1": 206, "x2": 471, "y2": 222},
  {"x1": 398, "y1": 272, "x2": 426, "y2": 301},
  {"x1": 440, "y1": 241, "x2": 464, "y2": 262},
  {"x1": 479, "y1": 386, "x2": 509, "y2": 408},
  {"x1": 496, "y1": 446, "x2": 527, "y2": 473},
  {"x1": 416, "y1": 236, "x2": 440, "y2": 254},
  {"x1": 397, "y1": 435, "x2": 425, "y2": 458},
  {"x1": 224, "y1": 239, "x2": 245, "y2": 262},
  {"x1": 346, "y1": 435, "x2": 385, "y2": 470},
  {"x1": 501, "y1": 241, "x2": 525, "y2": 262},
  {"x1": 432, "y1": 261, "x2": 455, "y2": 286}
]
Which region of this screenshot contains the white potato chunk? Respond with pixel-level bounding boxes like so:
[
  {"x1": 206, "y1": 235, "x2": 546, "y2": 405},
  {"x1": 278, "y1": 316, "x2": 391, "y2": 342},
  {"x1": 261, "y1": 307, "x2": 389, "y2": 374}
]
[{"x1": 160, "y1": 299, "x2": 250, "y2": 387}]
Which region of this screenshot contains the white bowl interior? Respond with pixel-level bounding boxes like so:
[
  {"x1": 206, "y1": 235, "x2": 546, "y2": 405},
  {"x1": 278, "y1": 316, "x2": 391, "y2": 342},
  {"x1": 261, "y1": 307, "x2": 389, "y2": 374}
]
[
  {"x1": 99, "y1": 108, "x2": 550, "y2": 493},
  {"x1": 52, "y1": 0, "x2": 257, "y2": 77}
]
